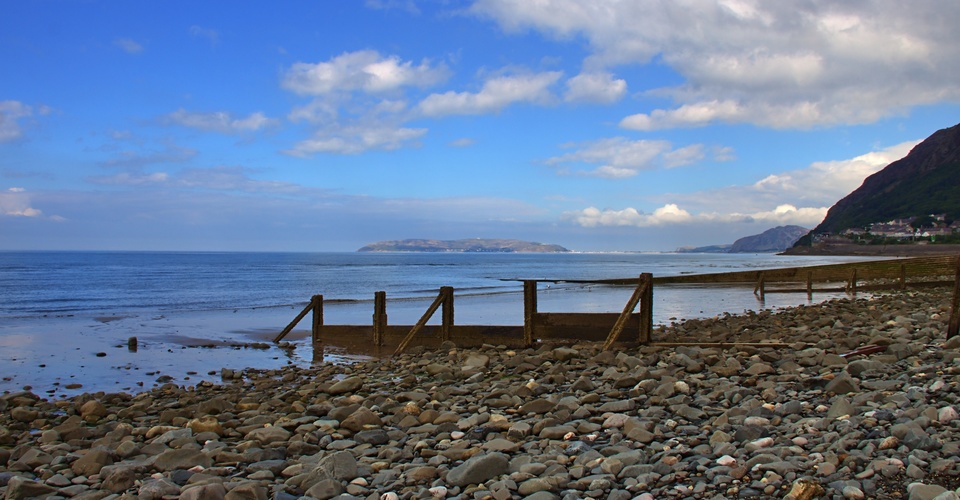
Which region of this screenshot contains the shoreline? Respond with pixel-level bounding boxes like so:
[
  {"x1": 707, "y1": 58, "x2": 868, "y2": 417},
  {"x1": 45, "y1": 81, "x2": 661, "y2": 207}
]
[
  {"x1": 782, "y1": 243, "x2": 960, "y2": 256},
  {"x1": 2, "y1": 288, "x2": 960, "y2": 498},
  {"x1": 0, "y1": 282, "x2": 859, "y2": 398}
]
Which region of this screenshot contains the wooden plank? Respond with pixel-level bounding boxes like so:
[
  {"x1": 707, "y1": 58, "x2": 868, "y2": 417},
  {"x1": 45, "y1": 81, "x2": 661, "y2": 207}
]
[
  {"x1": 373, "y1": 291, "x2": 386, "y2": 346},
  {"x1": 395, "y1": 289, "x2": 447, "y2": 355},
  {"x1": 603, "y1": 276, "x2": 646, "y2": 350},
  {"x1": 441, "y1": 286, "x2": 454, "y2": 342},
  {"x1": 523, "y1": 280, "x2": 537, "y2": 346},
  {"x1": 311, "y1": 295, "x2": 323, "y2": 343},
  {"x1": 534, "y1": 312, "x2": 629, "y2": 327},
  {"x1": 275, "y1": 300, "x2": 315, "y2": 342},
  {"x1": 640, "y1": 274, "x2": 653, "y2": 343}
]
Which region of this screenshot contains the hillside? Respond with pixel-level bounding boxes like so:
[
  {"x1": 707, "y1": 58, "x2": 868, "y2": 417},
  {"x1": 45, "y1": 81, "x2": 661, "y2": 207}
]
[
  {"x1": 357, "y1": 238, "x2": 570, "y2": 253},
  {"x1": 730, "y1": 225, "x2": 809, "y2": 252},
  {"x1": 677, "y1": 226, "x2": 807, "y2": 253},
  {"x1": 810, "y1": 122, "x2": 960, "y2": 235}
]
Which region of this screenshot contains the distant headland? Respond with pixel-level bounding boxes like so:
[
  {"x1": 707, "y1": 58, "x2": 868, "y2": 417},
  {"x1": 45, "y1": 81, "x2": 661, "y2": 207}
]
[{"x1": 358, "y1": 238, "x2": 570, "y2": 253}]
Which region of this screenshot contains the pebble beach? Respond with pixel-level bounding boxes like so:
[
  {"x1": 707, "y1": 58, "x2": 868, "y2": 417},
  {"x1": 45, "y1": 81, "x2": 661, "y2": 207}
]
[{"x1": 2, "y1": 288, "x2": 960, "y2": 500}]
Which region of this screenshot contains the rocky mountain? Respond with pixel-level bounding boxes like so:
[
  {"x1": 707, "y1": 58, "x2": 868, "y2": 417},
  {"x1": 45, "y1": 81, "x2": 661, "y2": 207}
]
[
  {"x1": 678, "y1": 225, "x2": 807, "y2": 253},
  {"x1": 729, "y1": 225, "x2": 809, "y2": 252},
  {"x1": 358, "y1": 238, "x2": 569, "y2": 253},
  {"x1": 808, "y1": 122, "x2": 960, "y2": 236}
]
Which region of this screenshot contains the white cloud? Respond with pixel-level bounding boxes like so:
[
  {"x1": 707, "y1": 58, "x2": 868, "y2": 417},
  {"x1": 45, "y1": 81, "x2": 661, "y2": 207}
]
[
  {"x1": 113, "y1": 38, "x2": 143, "y2": 54},
  {"x1": 565, "y1": 203, "x2": 826, "y2": 228},
  {"x1": 418, "y1": 71, "x2": 563, "y2": 117},
  {"x1": 163, "y1": 109, "x2": 278, "y2": 134},
  {"x1": 189, "y1": 25, "x2": 219, "y2": 45},
  {"x1": 101, "y1": 144, "x2": 198, "y2": 168},
  {"x1": 564, "y1": 71, "x2": 626, "y2": 103},
  {"x1": 675, "y1": 139, "x2": 919, "y2": 213},
  {"x1": 472, "y1": 1, "x2": 960, "y2": 129},
  {"x1": 88, "y1": 166, "x2": 306, "y2": 194},
  {"x1": 0, "y1": 101, "x2": 34, "y2": 142},
  {"x1": 284, "y1": 125, "x2": 427, "y2": 156},
  {"x1": 364, "y1": 0, "x2": 420, "y2": 14},
  {"x1": 563, "y1": 138, "x2": 916, "y2": 231},
  {"x1": 288, "y1": 99, "x2": 341, "y2": 124},
  {"x1": 543, "y1": 137, "x2": 724, "y2": 177},
  {"x1": 662, "y1": 144, "x2": 705, "y2": 168},
  {"x1": 621, "y1": 100, "x2": 744, "y2": 130},
  {"x1": 450, "y1": 137, "x2": 476, "y2": 148},
  {"x1": 0, "y1": 187, "x2": 42, "y2": 217},
  {"x1": 88, "y1": 172, "x2": 170, "y2": 186},
  {"x1": 282, "y1": 50, "x2": 449, "y2": 95}
]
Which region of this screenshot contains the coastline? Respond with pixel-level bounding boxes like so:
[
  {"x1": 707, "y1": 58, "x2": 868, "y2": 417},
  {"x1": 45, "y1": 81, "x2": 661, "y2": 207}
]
[
  {"x1": 2, "y1": 288, "x2": 960, "y2": 498},
  {"x1": 0, "y1": 281, "x2": 860, "y2": 398},
  {"x1": 782, "y1": 243, "x2": 960, "y2": 257}
]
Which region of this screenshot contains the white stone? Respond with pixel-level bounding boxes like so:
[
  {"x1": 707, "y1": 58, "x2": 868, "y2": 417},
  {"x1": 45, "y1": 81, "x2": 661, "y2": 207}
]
[
  {"x1": 938, "y1": 406, "x2": 959, "y2": 424},
  {"x1": 716, "y1": 455, "x2": 737, "y2": 466}
]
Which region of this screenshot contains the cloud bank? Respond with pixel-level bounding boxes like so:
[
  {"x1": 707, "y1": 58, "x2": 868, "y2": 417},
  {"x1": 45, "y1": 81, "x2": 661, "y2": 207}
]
[
  {"x1": 563, "y1": 139, "x2": 917, "y2": 229},
  {"x1": 472, "y1": 0, "x2": 960, "y2": 129}
]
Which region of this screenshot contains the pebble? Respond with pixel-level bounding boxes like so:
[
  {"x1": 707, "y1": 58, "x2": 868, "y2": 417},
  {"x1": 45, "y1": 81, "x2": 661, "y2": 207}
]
[{"x1": 2, "y1": 289, "x2": 960, "y2": 499}]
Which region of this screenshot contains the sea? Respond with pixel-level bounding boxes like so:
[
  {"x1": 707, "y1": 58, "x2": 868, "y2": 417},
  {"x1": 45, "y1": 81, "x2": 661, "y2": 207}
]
[{"x1": 0, "y1": 251, "x2": 873, "y2": 396}]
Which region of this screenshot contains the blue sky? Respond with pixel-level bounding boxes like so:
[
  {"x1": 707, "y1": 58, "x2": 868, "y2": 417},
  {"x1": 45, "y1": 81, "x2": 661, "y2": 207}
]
[{"x1": 2, "y1": 0, "x2": 959, "y2": 252}]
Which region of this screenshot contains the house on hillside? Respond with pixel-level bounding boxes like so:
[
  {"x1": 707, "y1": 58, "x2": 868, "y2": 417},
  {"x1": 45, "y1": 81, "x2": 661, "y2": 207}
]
[{"x1": 869, "y1": 221, "x2": 914, "y2": 238}]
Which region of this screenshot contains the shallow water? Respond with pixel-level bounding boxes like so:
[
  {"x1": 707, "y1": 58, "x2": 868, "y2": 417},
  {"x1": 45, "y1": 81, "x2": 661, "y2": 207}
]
[{"x1": 0, "y1": 251, "x2": 873, "y2": 396}]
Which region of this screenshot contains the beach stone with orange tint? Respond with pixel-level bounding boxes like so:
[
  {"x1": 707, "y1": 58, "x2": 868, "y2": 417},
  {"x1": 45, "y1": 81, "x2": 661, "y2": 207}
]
[
  {"x1": 79, "y1": 400, "x2": 108, "y2": 421},
  {"x1": 188, "y1": 416, "x2": 223, "y2": 436}
]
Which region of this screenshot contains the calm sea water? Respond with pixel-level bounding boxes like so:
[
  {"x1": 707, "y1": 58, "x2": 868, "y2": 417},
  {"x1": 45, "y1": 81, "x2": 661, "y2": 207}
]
[
  {"x1": 0, "y1": 251, "x2": 871, "y2": 396},
  {"x1": 0, "y1": 251, "x2": 869, "y2": 320}
]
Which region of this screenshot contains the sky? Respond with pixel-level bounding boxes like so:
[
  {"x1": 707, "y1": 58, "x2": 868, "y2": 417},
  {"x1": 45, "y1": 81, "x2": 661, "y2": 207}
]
[{"x1": 2, "y1": 1, "x2": 959, "y2": 252}]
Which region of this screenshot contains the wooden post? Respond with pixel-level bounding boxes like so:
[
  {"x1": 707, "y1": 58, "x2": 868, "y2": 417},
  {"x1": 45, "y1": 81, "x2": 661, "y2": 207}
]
[
  {"x1": 311, "y1": 294, "x2": 323, "y2": 344},
  {"x1": 948, "y1": 255, "x2": 960, "y2": 339},
  {"x1": 639, "y1": 273, "x2": 653, "y2": 344},
  {"x1": 523, "y1": 281, "x2": 537, "y2": 347},
  {"x1": 753, "y1": 271, "x2": 766, "y2": 299},
  {"x1": 604, "y1": 275, "x2": 646, "y2": 351},
  {"x1": 395, "y1": 288, "x2": 447, "y2": 355},
  {"x1": 849, "y1": 269, "x2": 858, "y2": 294},
  {"x1": 441, "y1": 286, "x2": 454, "y2": 342},
  {"x1": 806, "y1": 271, "x2": 813, "y2": 298},
  {"x1": 373, "y1": 291, "x2": 387, "y2": 346}
]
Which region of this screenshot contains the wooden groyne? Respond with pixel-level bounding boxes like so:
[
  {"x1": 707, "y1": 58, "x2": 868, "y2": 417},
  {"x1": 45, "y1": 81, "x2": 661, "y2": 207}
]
[{"x1": 275, "y1": 255, "x2": 960, "y2": 355}]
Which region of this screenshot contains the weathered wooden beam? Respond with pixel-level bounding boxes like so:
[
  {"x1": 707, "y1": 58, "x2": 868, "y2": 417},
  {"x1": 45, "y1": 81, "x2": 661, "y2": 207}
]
[
  {"x1": 275, "y1": 299, "x2": 316, "y2": 343},
  {"x1": 395, "y1": 288, "x2": 448, "y2": 355},
  {"x1": 639, "y1": 274, "x2": 653, "y2": 344},
  {"x1": 603, "y1": 275, "x2": 647, "y2": 351},
  {"x1": 311, "y1": 295, "x2": 323, "y2": 343},
  {"x1": 373, "y1": 291, "x2": 387, "y2": 346},
  {"x1": 754, "y1": 271, "x2": 766, "y2": 299},
  {"x1": 441, "y1": 286, "x2": 454, "y2": 342},
  {"x1": 523, "y1": 280, "x2": 537, "y2": 346}
]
